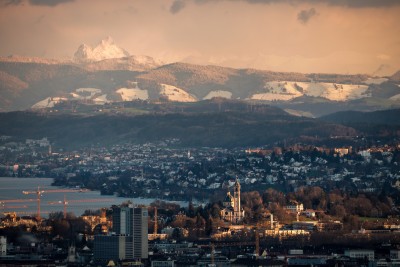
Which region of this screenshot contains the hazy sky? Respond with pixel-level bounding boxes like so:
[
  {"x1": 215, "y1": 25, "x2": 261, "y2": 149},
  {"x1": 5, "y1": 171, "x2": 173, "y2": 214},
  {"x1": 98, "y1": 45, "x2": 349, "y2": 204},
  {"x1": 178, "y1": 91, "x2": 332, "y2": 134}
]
[{"x1": 1, "y1": 0, "x2": 399, "y2": 75}]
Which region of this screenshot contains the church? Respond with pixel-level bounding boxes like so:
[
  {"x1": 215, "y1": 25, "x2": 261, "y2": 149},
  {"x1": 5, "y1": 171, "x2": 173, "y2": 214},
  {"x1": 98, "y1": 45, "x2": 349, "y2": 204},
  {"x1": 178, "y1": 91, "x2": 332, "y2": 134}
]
[{"x1": 220, "y1": 178, "x2": 245, "y2": 223}]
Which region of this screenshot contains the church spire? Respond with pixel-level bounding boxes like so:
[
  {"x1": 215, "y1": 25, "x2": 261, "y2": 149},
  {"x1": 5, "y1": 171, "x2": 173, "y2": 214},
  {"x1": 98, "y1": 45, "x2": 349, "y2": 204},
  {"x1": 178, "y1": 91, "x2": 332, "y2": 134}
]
[
  {"x1": 233, "y1": 176, "x2": 241, "y2": 221},
  {"x1": 234, "y1": 176, "x2": 240, "y2": 192}
]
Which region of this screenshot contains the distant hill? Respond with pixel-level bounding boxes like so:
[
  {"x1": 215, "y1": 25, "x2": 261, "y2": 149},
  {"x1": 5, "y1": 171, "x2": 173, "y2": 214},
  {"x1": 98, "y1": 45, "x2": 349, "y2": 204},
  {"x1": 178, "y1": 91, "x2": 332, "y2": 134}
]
[
  {"x1": 82, "y1": 55, "x2": 162, "y2": 72},
  {"x1": 0, "y1": 106, "x2": 357, "y2": 149},
  {"x1": 320, "y1": 108, "x2": 400, "y2": 139},
  {"x1": 321, "y1": 108, "x2": 400, "y2": 125},
  {"x1": 390, "y1": 70, "x2": 400, "y2": 82}
]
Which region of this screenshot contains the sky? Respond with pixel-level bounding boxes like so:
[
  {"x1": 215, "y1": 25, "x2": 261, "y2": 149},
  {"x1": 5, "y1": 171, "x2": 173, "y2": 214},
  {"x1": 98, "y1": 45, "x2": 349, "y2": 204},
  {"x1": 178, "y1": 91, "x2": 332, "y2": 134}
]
[{"x1": 1, "y1": 0, "x2": 399, "y2": 75}]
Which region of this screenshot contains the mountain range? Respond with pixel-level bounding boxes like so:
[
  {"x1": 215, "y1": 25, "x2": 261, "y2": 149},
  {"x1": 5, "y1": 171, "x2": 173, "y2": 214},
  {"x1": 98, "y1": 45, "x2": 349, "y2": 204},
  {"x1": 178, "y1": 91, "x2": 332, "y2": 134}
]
[{"x1": 0, "y1": 37, "x2": 399, "y2": 117}]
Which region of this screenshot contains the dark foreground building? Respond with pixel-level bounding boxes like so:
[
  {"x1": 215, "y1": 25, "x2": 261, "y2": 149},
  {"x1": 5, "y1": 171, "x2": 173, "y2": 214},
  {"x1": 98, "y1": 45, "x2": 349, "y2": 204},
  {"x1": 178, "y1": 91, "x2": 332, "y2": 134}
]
[{"x1": 94, "y1": 205, "x2": 148, "y2": 265}]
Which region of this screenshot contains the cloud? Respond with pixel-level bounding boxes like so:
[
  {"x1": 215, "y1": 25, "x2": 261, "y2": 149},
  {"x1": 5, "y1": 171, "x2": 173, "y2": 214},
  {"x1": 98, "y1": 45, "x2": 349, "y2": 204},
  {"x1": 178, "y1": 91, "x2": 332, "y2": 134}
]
[
  {"x1": 2, "y1": 0, "x2": 75, "y2": 7},
  {"x1": 34, "y1": 14, "x2": 45, "y2": 24},
  {"x1": 376, "y1": 54, "x2": 390, "y2": 60},
  {"x1": 322, "y1": 0, "x2": 400, "y2": 8},
  {"x1": 170, "y1": 0, "x2": 186, "y2": 14},
  {"x1": 297, "y1": 8, "x2": 317, "y2": 24},
  {"x1": 29, "y1": 0, "x2": 75, "y2": 6},
  {"x1": 186, "y1": 0, "x2": 400, "y2": 9},
  {"x1": 247, "y1": 0, "x2": 400, "y2": 8},
  {"x1": 2, "y1": 0, "x2": 23, "y2": 6}
]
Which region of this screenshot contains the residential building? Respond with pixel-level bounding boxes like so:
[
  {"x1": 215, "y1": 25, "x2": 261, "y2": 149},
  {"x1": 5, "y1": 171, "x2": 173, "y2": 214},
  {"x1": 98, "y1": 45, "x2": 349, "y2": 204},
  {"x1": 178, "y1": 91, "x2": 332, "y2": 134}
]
[
  {"x1": 391, "y1": 250, "x2": 400, "y2": 260},
  {"x1": 344, "y1": 250, "x2": 374, "y2": 261},
  {"x1": 286, "y1": 201, "x2": 304, "y2": 213},
  {"x1": 151, "y1": 259, "x2": 175, "y2": 267}
]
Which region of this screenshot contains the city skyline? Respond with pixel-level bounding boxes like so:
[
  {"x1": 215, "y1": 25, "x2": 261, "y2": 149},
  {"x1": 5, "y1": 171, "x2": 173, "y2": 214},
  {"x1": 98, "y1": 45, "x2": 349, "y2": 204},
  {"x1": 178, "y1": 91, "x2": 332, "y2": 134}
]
[{"x1": 1, "y1": 0, "x2": 399, "y2": 75}]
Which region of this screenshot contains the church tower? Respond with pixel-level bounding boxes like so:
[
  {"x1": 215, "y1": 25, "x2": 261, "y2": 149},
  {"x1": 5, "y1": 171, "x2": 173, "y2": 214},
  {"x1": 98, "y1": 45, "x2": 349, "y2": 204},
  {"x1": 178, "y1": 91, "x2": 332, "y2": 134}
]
[
  {"x1": 220, "y1": 177, "x2": 245, "y2": 223},
  {"x1": 234, "y1": 178, "x2": 241, "y2": 216}
]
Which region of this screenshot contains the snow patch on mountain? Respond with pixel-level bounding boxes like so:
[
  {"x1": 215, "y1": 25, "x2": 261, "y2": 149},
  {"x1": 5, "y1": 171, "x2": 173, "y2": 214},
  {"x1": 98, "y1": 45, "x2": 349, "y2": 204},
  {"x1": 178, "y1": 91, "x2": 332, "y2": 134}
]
[
  {"x1": 284, "y1": 109, "x2": 315, "y2": 118},
  {"x1": 296, "y1": 82, "x2": 329, "y2": 97},
  {"x1": 93, "y1": 94, "x2": 110, "y2": 105},
  {"x1": 319, "y1": 84, "x2": 369, "y2": 101},
  {"x1": 32, "y1": 97, "x2": 67, "y2": 109},
  {"x1": 251, "y1": 92, "x2": 298, "y2": 101},
  {"x1": 71, "y1": 88, "x2": 102, "y2": 99},
  {"x1": 160, "y1": 84, "x2": 197, "y2": 102},
  {"x1": 250, "y1": 81, "x2": 369, "y2": 102},
  {"x1": 74, "y1": 37, "x2": 130, "y2": 62},
  {"x1": 364, "y1": 77, "x2": 388, "y2": 85},
  {"x1": 83, "y1": 55, "x2": 162, "y2": 71},
  {"x1": 32, "y1": 88, "x2": 109, "y2": 108},
  {"x1": 251, "y1": 81, "x2": 302, "y2": 101},
  {"x1": 389, "y1": 94, "x2": 400, "y2": 101},
  {"x1": 203, "y1": 90, "x2": 232, "y2": 100},
  {"x1": 116, "y1": 82, "x2": 148, "y2": 101}
]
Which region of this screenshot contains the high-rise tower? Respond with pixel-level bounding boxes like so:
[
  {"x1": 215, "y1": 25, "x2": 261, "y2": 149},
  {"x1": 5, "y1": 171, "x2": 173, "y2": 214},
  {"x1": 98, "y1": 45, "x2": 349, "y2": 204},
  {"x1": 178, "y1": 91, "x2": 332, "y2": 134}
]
[{"x1": 94, "y1": 205, "x2": 148, "y2": 263}]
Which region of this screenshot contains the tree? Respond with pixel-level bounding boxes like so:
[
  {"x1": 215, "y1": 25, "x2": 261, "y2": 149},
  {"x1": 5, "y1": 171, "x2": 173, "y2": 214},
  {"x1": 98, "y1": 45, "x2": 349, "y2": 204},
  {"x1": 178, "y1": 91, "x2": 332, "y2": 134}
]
[
  {"x1": 188, "y1": 201, "x2": 195, "y2": 218},
  {"x1": 49, "y1": 211, "x2": 65, "y2": 220},
  {"x1": 51, "y1": 219, "x2": 70, "y2": 238},
  {"x1": 206, "y1": 203, "x2": 218, "y2": 219},
  {"x1": 262, "y1": 188, "x2": 286, "y2": 207},
  {"x1": 330, "y1": 205, "x2": 346, "y2": 218},
  {"x1": 343, "y1": 215, "x2": 360, "y2": 231}
]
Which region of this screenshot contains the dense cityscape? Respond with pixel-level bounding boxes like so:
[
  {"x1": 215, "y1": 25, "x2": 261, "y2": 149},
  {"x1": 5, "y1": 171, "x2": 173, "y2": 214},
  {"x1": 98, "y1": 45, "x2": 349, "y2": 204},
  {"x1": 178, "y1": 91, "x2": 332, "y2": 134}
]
[{"x1": 1, "y1": 135, "x2": 400, "y2": 266}]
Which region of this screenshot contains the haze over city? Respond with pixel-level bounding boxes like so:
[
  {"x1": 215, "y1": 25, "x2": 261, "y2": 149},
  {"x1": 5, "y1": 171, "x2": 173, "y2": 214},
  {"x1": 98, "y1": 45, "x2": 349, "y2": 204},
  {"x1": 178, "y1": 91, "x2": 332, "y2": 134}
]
[{"x1": 1, "y1": 0, "x2": 400, "y2": 75}]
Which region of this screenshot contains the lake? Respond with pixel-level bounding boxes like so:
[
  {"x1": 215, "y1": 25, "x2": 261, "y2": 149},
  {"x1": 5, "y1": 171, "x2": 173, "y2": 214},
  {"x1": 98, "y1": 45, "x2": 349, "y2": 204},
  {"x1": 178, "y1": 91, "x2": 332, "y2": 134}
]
[{"x1": 0, "y1": 177, "x2": 184, "y2": 217}]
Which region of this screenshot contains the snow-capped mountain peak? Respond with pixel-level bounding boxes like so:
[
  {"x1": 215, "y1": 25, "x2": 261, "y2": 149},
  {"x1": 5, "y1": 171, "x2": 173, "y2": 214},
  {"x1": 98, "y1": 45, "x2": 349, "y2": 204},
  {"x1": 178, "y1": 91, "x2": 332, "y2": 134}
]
[
  {"x1": 74, "y1": 37, "x2": 130, "y2": 62},
  {"x1": 100, "y1": 36, "x2": 114, "y2": 46}
]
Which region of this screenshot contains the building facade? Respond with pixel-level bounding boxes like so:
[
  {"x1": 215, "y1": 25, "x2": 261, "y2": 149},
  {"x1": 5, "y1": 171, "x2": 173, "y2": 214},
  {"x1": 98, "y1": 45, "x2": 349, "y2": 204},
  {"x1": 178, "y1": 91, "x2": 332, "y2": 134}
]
[
  {"x1": 0, "y1": 236, "x2": 6, "y2": 256},
  {"x1": 94, "y1": 205, "x2": 148, "y2": 263},
  {"x1": 285, "y1": 201, "x2": 304, "y2": 213},
  {"x1": 344, "y1": 250, "x2": 375, "y2": 261}
]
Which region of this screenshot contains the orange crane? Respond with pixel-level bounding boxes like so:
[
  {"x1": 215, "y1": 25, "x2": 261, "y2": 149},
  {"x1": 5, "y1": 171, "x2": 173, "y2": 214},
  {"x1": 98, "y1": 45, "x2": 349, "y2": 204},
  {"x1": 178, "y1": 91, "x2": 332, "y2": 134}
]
[
  {"x1": 22, "y1": 186, "x2": 88, "y2": 220},
  {"x1": 0, "y1": 199, "x2": 36, "y2": 211},
  {"x1": 1, "y1": 204, "x2": 28, "y2": 209},
  {"x1": 0, "y1": 199, "x2": 36, "y2": 204},
  {"x1": 4, "y1": 211, "x2": 50, "y2": 216},
  {"x1": 48, "y1": 195, "x2": 114, "y2": 219}
]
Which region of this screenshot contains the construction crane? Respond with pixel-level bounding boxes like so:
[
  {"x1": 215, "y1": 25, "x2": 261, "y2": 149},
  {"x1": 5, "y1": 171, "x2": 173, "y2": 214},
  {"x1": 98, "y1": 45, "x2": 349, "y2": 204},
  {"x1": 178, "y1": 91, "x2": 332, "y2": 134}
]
[
  {"x1": 0, "y1": 199, "x2": 36, "y2": 211},
  {"x1": 48, "y1": 195, "x2": 114, "y2": 219},
  {"x1": 3, "y1": 210, "x2": 50, "y2": 216},
  {"x1": 0, "y1": 204, "x2": 28, "y2": 209},
  {"x1": 22, "y1": 186, "x2": 88, "y2": 220},
  {"x1": 0, "y1": 199, "x2": 36, "y2": 204}
]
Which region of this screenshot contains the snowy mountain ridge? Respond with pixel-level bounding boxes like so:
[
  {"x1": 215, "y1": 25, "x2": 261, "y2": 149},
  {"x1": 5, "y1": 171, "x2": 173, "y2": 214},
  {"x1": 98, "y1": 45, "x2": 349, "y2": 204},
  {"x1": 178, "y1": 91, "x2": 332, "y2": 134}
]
[
  {"x1": 1, "y1": 46, "x2": 399, "y2": 115},
  {"x1": 250, "y1": 81, "x2": 370, "y2": 102},
  {"x1": 74, "y1": 36, "x2": 130, "y2": 63}
]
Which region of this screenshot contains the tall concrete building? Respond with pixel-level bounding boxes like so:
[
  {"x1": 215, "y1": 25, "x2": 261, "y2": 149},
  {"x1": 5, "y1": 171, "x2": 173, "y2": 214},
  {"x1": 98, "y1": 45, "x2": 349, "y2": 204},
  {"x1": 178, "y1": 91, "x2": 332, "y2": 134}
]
[
  {"x1": 0, "y1": 236, "x2": 6, "y2": 256},
  {"x1": 94, "y1": 205, "x2": 148, "y2": 263}
]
